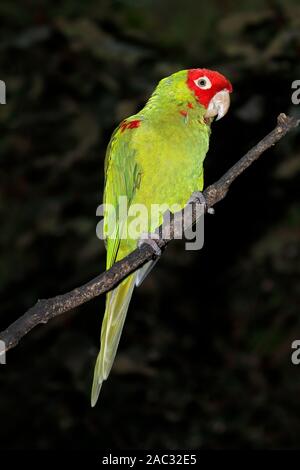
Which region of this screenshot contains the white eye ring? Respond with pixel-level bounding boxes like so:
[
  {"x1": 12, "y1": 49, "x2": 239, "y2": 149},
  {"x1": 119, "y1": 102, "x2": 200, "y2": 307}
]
[{"x1": 194, "y1": 76, "x2": 212, "y2": 90}]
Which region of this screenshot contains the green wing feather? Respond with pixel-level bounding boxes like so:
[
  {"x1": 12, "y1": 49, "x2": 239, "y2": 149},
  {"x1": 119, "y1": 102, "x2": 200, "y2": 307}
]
[
  {"x1": 103, "y1": 124, "x2": 141, "y2": 268},
  {"x1": 91, "y1": 121, "x2": 141, "y2": 406}
]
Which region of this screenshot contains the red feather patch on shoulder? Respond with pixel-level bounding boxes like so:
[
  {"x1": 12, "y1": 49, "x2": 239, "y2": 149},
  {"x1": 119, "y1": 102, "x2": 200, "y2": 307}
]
[
  {"x1": 120, "y1": 119, "x2": 141, "y2": 132},
  {"x1": 179, "y1": 110, "x2": 188, "y2": 117}
]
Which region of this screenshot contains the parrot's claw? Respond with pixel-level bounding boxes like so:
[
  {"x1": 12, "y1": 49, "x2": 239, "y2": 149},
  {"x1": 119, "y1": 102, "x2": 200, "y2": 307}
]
[
  {"x1": 138, "y1": 233, "x2": 162, "y2": 257},
  {"x1": 188, "y1": 191, "x2": 215, "y2": 215}
]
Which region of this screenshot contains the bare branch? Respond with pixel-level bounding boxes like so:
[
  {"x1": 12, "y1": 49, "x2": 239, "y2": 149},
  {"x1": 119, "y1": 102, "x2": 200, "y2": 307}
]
[{"x1": 0, "y1": 113, "x2": 298, "y2": 354}]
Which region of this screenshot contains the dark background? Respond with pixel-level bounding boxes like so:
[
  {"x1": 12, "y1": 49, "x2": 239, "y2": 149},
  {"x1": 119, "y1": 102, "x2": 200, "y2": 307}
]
[{"x1": 1, "y1": 0, "x2": 300, "y2": 450}]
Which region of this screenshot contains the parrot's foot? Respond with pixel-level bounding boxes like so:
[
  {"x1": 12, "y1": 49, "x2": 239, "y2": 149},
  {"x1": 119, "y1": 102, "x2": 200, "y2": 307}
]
[
  {"x1": 188, "y1": 191, "x2": 215, "y2": 215},
  {"x1": 138, "y1": 233, "x2": 162, "y2": 257}
]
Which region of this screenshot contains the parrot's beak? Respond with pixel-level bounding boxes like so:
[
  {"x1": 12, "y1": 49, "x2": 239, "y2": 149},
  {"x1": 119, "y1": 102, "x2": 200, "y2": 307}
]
[{"x1": 205, "y1": 89, "x2": 230, "y2": 121}]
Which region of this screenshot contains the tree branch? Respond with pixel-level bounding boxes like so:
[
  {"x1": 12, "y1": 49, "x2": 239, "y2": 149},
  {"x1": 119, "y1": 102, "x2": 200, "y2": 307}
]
[{"x1": 0, "y1": 113, "x2": 298, "y2": 354}]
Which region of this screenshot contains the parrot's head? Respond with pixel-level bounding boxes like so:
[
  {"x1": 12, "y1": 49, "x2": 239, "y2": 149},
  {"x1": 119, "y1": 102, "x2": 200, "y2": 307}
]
[
  {"x1": 186, "y1": 68, "x2": 233, "y2": 121},
  {"x1": 156, "y1": 68, "x2": 233, "y2": 121}
]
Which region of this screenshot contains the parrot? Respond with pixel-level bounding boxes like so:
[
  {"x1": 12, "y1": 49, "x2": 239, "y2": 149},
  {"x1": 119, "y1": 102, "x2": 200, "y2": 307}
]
[{"x1": 91, "y1": 68, "x2": 233, "y2": 406}]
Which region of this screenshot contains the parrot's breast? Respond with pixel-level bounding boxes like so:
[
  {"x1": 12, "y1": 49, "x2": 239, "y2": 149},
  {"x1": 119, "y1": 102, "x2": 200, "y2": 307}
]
[{"x1": 131, "y1": 113, "x2": 210, "y2": 224}]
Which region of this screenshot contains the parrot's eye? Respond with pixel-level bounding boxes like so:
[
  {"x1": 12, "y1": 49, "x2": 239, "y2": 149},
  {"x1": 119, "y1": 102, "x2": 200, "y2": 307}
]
[{"x1": 195, "y1": 76, "x2": 212, "y2": 90}]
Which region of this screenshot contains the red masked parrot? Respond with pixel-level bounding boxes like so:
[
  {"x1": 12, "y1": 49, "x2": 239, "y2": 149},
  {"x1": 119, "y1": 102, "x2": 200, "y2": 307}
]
[{"x1": 92, "y1": 68, "x2": 233, "y2": 406}]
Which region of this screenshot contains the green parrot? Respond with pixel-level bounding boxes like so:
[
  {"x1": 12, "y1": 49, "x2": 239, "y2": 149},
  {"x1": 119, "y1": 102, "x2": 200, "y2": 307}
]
[{"x1": 91, "y1": 68, "x2": 233, "y2": 406}]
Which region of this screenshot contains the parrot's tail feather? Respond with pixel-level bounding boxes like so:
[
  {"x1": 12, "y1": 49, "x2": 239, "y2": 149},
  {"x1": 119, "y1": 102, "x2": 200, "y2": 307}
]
[
  {"x1": 91, "y1": 379, "x2": 103, "y2": 408},
  {"x1": 135, "y1": 259, "x2": 159, "y2": 287},
  {"x1": 91, "y1": 273, "x2": 136, "y2": 407}
]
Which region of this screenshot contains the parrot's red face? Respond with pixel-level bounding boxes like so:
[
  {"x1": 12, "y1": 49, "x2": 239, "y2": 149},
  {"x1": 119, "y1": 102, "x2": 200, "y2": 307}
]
[{"x1": 187, "y1": 68, "x2": 233, "y2": 120}]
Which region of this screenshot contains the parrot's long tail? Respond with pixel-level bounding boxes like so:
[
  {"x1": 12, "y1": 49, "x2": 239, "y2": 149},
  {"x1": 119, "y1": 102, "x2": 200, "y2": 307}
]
[{"x1": 91, "y1": 273, "x2": 136, "y2": 407}]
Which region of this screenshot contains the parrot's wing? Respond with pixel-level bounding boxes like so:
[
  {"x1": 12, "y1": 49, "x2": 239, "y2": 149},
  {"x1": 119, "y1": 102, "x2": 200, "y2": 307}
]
[
  {"x1": 103, "y1": 123, "x2": 141, "y2": 268},
  {"x1": 91, "y1": 122, "x2": 142, "y2": 407}
]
